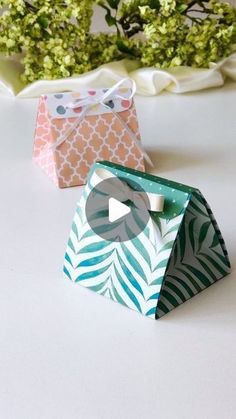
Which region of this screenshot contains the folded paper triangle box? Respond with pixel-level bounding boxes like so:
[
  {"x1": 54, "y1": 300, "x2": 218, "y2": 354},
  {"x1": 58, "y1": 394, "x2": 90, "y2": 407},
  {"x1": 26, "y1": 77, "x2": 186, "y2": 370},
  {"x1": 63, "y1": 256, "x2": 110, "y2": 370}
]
[
  {"x1": 33, "y1": 79, "x2": 148, "y2": 188},
  {"x1": 63, "y1": 161, "x2": 230, "y2": 319}
]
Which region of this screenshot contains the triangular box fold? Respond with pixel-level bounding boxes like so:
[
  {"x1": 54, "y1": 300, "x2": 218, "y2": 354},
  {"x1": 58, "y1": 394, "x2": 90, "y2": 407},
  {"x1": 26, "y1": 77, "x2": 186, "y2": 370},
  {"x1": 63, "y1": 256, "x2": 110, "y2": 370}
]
[{"x1": 63, "y1": 161, "x2": 230, "y2": 319}]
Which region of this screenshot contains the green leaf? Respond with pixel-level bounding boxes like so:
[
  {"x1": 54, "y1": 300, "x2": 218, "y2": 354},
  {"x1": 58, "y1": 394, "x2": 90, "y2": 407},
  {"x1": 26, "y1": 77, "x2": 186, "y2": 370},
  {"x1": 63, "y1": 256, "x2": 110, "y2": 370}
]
[
  {"x1": 176, "y1": 267, "x2": 202, "y2": 293},
  {"x1": 173, "y1": 240, "x2": 178, "y2": 266},
  {"x1": 120, "y1": 242, "x2": 148, "y2": 283},
  {"x1": 107, "y1": 0, "x2": 120, "y2": 9},
  {"x1": 63, "y1": 266, "x2": 72, "y2": 280},
  {"x1": 177, "y1": 4, "x2": 188, "y2": 13},
  {"x1": 97, "y1": 3, "x2": 117, "y2": 27},
  {"x1": 105, "y1": 13, "x2": 117, "y2": 27},
  {"x1": 37, "y1": 16, "x2": 49, "y2": 28},
  {"x1": 79, "y1": 240, "x2": 111, "y2": 254},
  {"x1": 196, "y1": 256, "x2": 217, "y2": 281},
  {"x1": 164, "y1": 280, "x2": 186, "y2": 302},
  {"x1": 182, "y1": 263, "x2": 212, "y2": 287},
  {"x1": 153, "y1": 258, "x2": 169, "y2": 270},
  {"x1": 90, "y1": 220, "x2": 120, "y2": 236},
  {"x1": 189, "y1": 199, "x2": 208, "y2": 217},
  {"x1": 157, "y1": 240, "x2": 175, "y2": 254},
  {"x1": 116, "y1": 252, "x2": 144, "y2": 296},
  {"x1": 150, "y1": 275, "x2": 164, "y2": 286},
  {"x1": 169, "y1": 275, "x2": 195, "y2": 298},
  {"x1": 179, "y1": 220, "x2": 186, "y2": 262},
  {"x1": 199, "y1": 253, "x2": 228, "y2": 276},
  {"x1": 88, "y1": 208, "x2": 108, "y2": 222},
  {"x1": 148, "y1": 292, "x2": 160, "y2": 301},
  {"x1": 80, "y1": 228, "x2": 96, "y2": 241},
  {"x1": 77, "y1": 249, "x2": 114, "y2": 268},
  {"x1": 65, "y1": 252, "x2": 73, "y2": 268},
  {"x1": 149, "y1": 0, "x2": 160, "y2": 9},
  {"x1": 117, "y1": 39, "x2": 134, "y2": 54},
  {"x1": 131, "y1": 235, "x2": 151, "y2": 267},
  {"x1": 76, "y1": 263, "x2": 112, "y2": 281},
  {"x1": 68, "y1": 238, "x2": 75, "y2": 253},
  {"x1": 146, "y1": 307, "x2": 157, "y2": 316},
  {"x1": 163, "y1": 223, "x2": 179, "y2": 237},
  {"x1": 210, "y1": 233, "x2": 220, "y2": 249},
  {"x1": 156, "y1": 300, "x2": 169, "y2": 316},
  {"x1": 76, "y1": 206, "x2": 84, "y2": 221},
  {"x1": 212, "y1": 249, "x2": 230, "y2": 267},
  {"x1": 188, "y1": 217, "x2": 196, "y2": 253},
  {"x1": 87, "y1": 277, "x2": 109, "y2": 292},
  {"x1": 111, "y1": 278, "x2": 128, "y2": 307},
  {"x1": 161, "y1": 289, "x2": 179, "y2": 307},
  {"x1": 198, "y1": 221, "x2": 211, "y2": 252},
  {"x1": 72, "y1": 222, "x2": 79, "y2": 239},
  {"x1": 114, "y1": 265, "x2": 142, "y2": 312},
  {"x1": 100, "y1": 288, "x2": 110, "y2": 297}
]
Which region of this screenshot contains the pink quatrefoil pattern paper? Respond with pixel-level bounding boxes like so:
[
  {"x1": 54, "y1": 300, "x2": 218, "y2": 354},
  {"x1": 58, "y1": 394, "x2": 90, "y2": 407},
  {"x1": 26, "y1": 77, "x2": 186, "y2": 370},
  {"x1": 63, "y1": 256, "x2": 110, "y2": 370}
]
[{"x1": 33, "y1": 88, "x2": 145, "y2": 188}]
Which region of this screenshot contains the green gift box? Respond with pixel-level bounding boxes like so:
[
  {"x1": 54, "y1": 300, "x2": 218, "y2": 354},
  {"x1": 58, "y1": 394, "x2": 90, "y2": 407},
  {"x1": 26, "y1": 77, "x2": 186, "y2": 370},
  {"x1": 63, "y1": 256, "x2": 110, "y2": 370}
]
[{"x1": 64, "y1": 161, "x2": 230, "y2": 319}]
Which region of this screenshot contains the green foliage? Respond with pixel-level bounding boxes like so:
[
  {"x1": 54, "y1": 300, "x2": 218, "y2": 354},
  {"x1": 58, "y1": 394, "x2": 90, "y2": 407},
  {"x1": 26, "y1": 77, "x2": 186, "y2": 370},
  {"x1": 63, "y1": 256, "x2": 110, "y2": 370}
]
[
  {"x1": 136, "y1": 0, "x2": 236, "y2": 67},
  {"x1": 0, "y1": 0, "x2": 236, "y2": 83},
  {"x1": 0, "y1": 0, "x2": 94, "y2": 82}
]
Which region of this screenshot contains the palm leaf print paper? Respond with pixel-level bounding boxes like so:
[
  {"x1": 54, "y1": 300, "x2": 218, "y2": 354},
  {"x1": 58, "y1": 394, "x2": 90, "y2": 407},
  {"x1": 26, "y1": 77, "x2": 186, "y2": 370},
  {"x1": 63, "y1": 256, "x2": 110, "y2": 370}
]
[{"x1": 64, "y1": 162, "x2": 230, "y2": 319}]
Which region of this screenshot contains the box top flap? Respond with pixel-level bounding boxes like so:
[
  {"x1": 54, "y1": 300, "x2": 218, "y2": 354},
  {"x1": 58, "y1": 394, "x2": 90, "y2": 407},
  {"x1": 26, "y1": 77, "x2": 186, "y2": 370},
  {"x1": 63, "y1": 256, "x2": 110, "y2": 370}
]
[
  {"x1": 89, "y1": 161, "x2": 195, "y2": 219},
  {"x1": 42, "y1": 88, "x2": 134, "y2": 119}
]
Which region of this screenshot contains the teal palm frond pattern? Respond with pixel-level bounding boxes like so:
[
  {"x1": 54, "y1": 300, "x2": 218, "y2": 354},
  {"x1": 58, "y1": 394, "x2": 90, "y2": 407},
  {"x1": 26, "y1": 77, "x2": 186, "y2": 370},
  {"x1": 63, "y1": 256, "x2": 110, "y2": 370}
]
[
  {"x1": 64, "y1": 162, "x2": 230, "y2": 319},
  {"x1": 64, "y1": 163, "x2": 190, "y2": 319},
  {"x1": 64, "y1": 187, "x2": 185, "y2": 318},
  {"x1": 156, "y1": 191, "x2": 230, "y2": 318}
]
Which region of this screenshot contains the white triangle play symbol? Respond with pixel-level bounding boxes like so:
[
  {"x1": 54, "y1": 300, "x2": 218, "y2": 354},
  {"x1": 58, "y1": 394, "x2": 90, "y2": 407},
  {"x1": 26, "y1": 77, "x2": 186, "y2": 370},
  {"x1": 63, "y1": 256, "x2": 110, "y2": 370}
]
[{"x1": 108, "y1": 197, "x2": 131, "y2": 223}]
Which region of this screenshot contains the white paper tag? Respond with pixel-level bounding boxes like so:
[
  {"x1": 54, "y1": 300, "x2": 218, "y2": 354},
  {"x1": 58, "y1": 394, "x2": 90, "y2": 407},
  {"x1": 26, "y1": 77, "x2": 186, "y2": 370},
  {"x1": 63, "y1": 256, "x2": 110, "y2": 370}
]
[{"x1": 45, "y1": 88, "x2": 133, "y2": 119}]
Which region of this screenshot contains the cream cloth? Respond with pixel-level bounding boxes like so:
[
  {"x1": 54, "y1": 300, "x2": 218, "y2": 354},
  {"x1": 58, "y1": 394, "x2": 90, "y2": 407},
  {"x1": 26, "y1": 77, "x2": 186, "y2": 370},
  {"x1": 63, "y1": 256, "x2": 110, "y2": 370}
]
[{"x1": 0, "y1": 53, "x2": 236, "y2": 98}]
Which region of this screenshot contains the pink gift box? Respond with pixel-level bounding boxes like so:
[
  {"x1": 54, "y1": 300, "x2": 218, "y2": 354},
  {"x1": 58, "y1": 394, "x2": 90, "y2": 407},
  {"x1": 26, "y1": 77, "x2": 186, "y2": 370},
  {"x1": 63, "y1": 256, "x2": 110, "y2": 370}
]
[{"x1": 33, "y1": 82, "x2": 146, "y2": 188}]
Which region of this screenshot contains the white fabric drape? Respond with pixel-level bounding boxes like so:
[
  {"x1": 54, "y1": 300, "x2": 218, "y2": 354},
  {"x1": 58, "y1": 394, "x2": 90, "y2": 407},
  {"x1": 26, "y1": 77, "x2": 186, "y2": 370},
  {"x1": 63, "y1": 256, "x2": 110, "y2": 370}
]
[{"x1": 0, "y1": 53, "x2": 236, "y2": 98}]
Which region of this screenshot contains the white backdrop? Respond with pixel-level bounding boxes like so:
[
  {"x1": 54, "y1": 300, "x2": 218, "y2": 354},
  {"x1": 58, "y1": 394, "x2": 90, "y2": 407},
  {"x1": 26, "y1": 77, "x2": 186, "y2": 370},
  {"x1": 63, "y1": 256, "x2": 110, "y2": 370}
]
[{"x1": 0, "y1": 5, "x2": 236, "y2": 419}]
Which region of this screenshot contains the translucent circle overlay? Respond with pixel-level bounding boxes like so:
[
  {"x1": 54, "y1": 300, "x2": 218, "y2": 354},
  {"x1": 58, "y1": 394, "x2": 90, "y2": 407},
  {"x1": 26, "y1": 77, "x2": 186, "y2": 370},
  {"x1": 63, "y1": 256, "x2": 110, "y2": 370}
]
[{"x1": 85, "y1": 177, "x2": 150, "y2": 242}]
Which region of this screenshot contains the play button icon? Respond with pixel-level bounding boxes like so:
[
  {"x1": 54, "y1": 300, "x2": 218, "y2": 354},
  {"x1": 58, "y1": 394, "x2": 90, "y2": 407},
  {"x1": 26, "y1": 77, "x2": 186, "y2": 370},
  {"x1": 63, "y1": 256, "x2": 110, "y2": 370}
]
[
  {"x1": 85, "y1": 174, "x2": 150, "y2": 242},
  {"x1": 108, "y1": 198, "x2": 131, "y2": 223}
]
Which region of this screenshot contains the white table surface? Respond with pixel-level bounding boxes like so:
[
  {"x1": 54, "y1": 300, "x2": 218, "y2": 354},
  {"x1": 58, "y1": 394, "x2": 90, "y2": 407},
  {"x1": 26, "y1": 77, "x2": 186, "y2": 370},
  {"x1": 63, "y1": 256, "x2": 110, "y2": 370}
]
[{"x1": 0, "y1": 82, "x2": 236, "y2": 419}]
